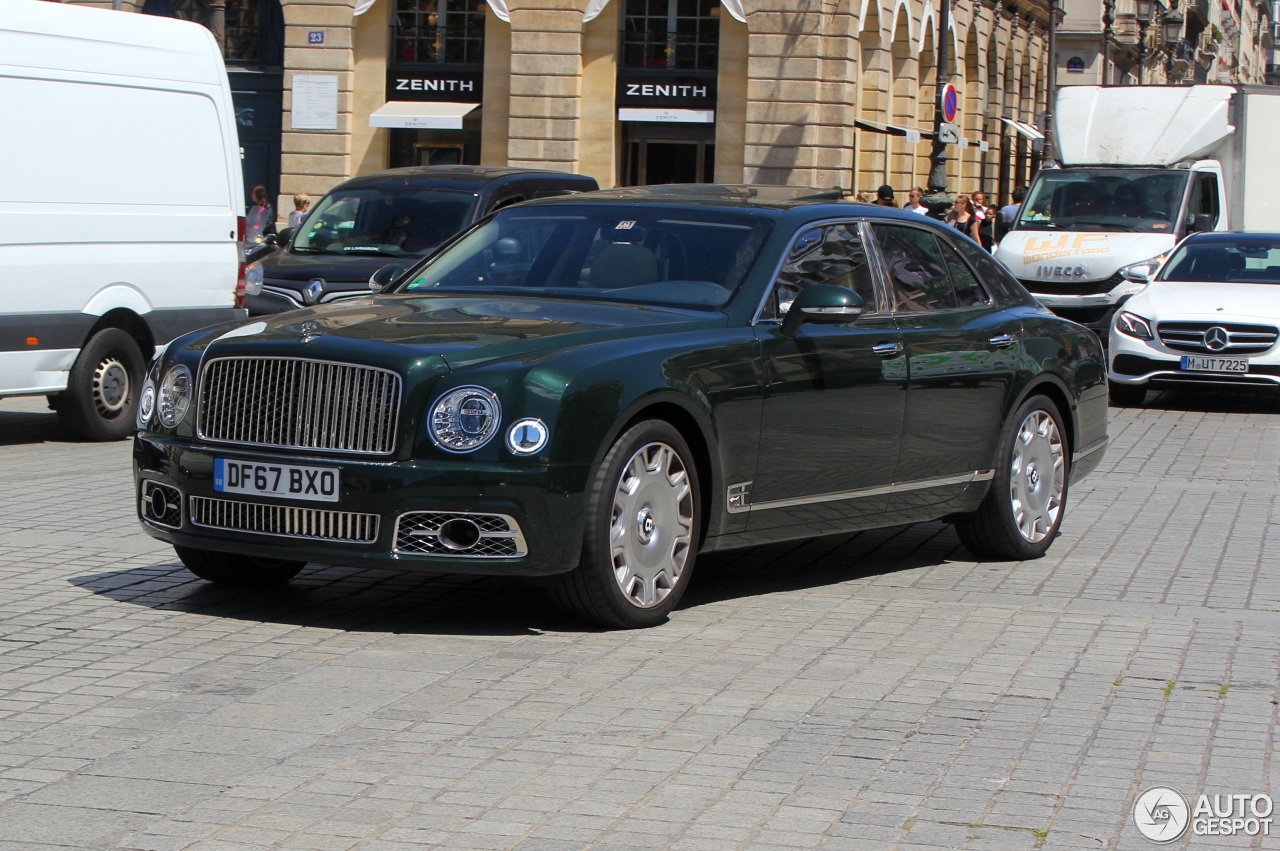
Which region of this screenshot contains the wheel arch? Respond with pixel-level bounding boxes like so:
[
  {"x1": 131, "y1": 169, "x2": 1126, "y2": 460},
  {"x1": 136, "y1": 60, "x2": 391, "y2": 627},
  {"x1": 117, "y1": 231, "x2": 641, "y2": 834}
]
[
  {"x1": 1010, "y1": 375, "x2": 1076, "y2": 458},
  {"x1": 86, "y1": 308, "x2": 156, "y2": 363},
  {"x1": 603, "y1": 392, "x2": 720, "y2": 547}
]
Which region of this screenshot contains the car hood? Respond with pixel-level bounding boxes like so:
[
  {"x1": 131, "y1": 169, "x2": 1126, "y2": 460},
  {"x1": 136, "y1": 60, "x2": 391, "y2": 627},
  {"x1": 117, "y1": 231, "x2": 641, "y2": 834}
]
[
  {"x1": 1131, "y1": 281, "x2": 1280, "y2": 322},
  {"x1": 995, "y1": 231, "x2": 1175, "y2": 282},
  {"x1": 257, "y1": 250, "x2": 415, "y2": 285},
  {"x1": 204, "y1": 294, "x2": 727, "y2": 369}
]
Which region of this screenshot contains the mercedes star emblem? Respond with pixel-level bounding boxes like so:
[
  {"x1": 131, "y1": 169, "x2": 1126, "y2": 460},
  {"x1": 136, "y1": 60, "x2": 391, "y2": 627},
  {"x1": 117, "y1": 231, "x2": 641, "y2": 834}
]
[{"x1": 1204, "y1": 326, "x2": 1230, "y2": 351}]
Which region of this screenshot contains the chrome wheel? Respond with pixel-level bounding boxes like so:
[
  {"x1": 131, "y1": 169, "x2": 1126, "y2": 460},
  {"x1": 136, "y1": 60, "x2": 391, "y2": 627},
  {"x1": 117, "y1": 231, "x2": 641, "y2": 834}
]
[
  {"x1": 1009, "y1": 409, "x2": 1065, "y2": 543},
  {"x1": 609, "y1": 441, "x2": 694, "y2": 609},
  {"x1": 92, "y1": 355, "x2": 131, "y2": 419}
]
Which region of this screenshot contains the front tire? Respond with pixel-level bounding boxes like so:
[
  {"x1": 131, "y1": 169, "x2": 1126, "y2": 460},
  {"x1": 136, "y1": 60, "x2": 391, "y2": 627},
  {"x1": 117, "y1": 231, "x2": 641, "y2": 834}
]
[
  {"x1": 58, "y1": 328, "x2": 145, "y2": 441},
  {"x1": 1108, "y1": 380, "x2": 1146, "y2": 407},
  {"x1": 550, "y1": 420, "x2": 700, "y2": 629},
  {"x1": 955, "y1": 395, "x2": 1069, "y2": 561},
  {"x1": 175, "y1": 546, "x2": 305, "y2": 586}
]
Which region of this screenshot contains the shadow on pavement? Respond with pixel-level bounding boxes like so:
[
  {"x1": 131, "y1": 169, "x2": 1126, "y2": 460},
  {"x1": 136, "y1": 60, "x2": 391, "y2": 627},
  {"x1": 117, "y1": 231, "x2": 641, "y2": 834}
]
[
  {"x1": 0, "y1": 402, "x2": 78, "y2": 447},
  {"x1": 70, "y1": 522, "x2": 960, "y2": 635},
  {"x1": 1135, "y1": 386, "x2": 1280, "y2": 414}
]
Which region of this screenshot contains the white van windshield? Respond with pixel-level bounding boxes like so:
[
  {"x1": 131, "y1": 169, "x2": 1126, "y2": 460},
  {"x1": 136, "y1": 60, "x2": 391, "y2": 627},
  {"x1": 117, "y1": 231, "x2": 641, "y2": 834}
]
[
  {"x1": 1018, "y1": 169, "x2": 1189, "y2": 233},
  {"x1": 292, "y1": 187, "x2": 478, "y2": 257}
]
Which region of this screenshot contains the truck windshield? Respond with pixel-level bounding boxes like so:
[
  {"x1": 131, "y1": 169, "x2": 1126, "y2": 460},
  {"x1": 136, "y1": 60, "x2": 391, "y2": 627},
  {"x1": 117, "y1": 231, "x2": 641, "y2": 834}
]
[
  {"x1": 292, "y1": 187, "x2": 479, "y2": 257},
  {"x1": 1017, "y1": 169, "x2": 1189, "y2": 233}
]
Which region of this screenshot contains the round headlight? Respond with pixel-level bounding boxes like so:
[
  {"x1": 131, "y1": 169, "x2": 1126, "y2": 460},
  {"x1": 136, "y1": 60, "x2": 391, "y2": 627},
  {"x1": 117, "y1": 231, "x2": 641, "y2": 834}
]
[
  {"x1": 157, "y1": 365, "x2": 192, "y2": 428},
  {"x1": 244, "y1": 262, "x2": 264, "y2": 296},
  {"x1": 136, "y1": 378, "x2": 156, "y2": 430},
  {"x1": 429, "y1": 386, "x2": 501, "y2": 453}
]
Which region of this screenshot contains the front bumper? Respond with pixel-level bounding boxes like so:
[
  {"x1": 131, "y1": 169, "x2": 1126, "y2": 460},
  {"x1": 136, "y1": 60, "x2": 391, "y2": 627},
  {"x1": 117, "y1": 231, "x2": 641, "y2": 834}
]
[
  {"x1": 1108, "y1": 336, "x2": 1280, "y2": 391},
  {"x1": 133, "y1": 434, "x2": 587, "y2": 577}
]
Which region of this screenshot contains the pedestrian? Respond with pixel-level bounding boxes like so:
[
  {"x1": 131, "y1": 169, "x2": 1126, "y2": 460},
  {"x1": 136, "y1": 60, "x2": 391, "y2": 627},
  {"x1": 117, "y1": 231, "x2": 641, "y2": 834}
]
[
  {"x1": 874, "y1": 184, "x2": 897, "y2": 207},
  {"x1": 970, "y1": 189, "x2": 998, "y2": 251},
  {"x1": 1000, "y1": 185, "x2": 1027, "y2": 229},
  {"x1": 903, "y1": 187, "x2": 929, "y2": 215},
  {"x1": 945, "y1": 194, "x2": 981, "y2": 242},
  {"x1": 245, "y1": 185, "x2": 275, "y2": 245},
  {"x1": 288, "y1": 193, "x2": 310, "y2": 229}
]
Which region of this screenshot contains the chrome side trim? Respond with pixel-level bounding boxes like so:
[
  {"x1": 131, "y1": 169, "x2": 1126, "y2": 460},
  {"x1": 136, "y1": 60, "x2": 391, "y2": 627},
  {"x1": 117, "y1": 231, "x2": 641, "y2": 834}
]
[
  {"x1": 1072, "y1": 436, "x2": 1108, "y2": 463},
  {"x1": 737, "y1": 469, "x2": 993, "y2": 513}
]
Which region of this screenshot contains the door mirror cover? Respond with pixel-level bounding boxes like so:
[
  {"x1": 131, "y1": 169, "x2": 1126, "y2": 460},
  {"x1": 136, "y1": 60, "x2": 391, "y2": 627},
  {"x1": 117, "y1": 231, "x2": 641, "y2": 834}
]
[
  {"x1": 369, "y1": 264, "x2": 406, "y2": 292},
  {"x1": 781, "y1": 284, "x2": 866, "y2": 337}
]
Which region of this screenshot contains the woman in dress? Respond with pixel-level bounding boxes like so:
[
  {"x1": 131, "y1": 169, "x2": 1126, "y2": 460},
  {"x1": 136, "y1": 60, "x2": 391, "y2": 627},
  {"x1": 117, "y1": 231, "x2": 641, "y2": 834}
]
[{"x1": 945, "y1": 194, "x2": 981, "y2": 243}]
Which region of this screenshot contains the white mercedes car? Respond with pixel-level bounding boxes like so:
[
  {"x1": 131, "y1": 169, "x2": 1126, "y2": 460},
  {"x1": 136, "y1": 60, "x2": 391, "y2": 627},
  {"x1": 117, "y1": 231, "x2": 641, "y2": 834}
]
[{"x1": 1108, "y1": 232, "x2": 1280, "y2": 406}]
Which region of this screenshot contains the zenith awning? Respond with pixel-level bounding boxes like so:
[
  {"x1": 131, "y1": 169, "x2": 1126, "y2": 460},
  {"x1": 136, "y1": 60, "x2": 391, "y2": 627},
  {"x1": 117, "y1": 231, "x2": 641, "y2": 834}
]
[
  {"x1": 1001, "y1": 118, "x2": 1045, "y2": 140},
  {"x1": 618, "y1": 107, "x2": 715, "y2": 124},
  {"x1": 369, "y1": 101, "x2": 480, "y2": 130}
]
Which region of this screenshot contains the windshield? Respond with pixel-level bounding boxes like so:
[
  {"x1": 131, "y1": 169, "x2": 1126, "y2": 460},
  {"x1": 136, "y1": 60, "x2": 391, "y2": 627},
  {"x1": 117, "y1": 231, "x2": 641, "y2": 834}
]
[
  {"x1": 291, "y1": 187, "x2": 478, "y2": 257},
  {"x1": 1160, "y1": 236, "x2": 1280, "y2": 284},
  {"x1": 397, "y1": 205, "x2": 773, "y2": 309},
  {"x1": 1017, "y1": 169, "x2": 1189, "y2": 233}
]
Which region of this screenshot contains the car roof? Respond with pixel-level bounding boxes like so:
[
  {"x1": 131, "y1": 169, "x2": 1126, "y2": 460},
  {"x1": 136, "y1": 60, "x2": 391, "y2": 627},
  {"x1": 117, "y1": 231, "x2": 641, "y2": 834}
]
[
  {"x1": 1181, "y1": 231, "x2": 1280, "y2": 245},
  {"x1": 518, "y1": 185, "x2": 938, "y2": 220},
  {"x1": 332, "y1": 165, "x2": 598, "y2": 192}
]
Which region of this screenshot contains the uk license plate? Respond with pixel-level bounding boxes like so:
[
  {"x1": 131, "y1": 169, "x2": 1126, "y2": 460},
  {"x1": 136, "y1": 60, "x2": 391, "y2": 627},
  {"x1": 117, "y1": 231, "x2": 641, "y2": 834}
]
[
  {"x1": 213, "y1": 459, "x2": 340, "y2": 503},
  {"x1": 1180, "y1": 355, "x2": 1248, "y2": 374}
]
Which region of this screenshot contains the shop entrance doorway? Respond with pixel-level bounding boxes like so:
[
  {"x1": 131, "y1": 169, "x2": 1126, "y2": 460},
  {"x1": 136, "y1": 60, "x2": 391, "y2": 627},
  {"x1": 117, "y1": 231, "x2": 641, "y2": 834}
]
[{"x1": 622, "y1": 124, "x2": 715, "y2": 186}]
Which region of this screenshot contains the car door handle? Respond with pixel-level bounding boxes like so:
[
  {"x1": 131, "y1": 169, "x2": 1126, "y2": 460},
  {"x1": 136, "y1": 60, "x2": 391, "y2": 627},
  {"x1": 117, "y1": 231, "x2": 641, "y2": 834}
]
[
  {"x1": 871, "y1": 342, "x2": 903, "y2": 357},
  {"x1": 988, "y1": 334, "x2": 1018, "y2": 349}
]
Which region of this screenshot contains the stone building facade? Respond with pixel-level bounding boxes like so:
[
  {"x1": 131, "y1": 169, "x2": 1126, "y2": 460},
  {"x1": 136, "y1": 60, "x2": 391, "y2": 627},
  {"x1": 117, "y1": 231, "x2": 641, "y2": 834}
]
[{"x1": 65, "y1": 0, "x2": 1054, "y2": 217}]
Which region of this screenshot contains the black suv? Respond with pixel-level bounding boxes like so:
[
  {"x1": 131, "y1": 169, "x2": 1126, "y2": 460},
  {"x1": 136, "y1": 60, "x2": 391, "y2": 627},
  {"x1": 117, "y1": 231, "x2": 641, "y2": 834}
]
[{"x1": 245, "y1": 166, "x2": 598, "y2": 315}]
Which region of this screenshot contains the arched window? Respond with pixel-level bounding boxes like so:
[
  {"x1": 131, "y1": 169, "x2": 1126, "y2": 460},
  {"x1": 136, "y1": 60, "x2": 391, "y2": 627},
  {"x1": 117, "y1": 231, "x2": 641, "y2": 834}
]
[
  {"x1": 393, "y1": 0, "x2": 487, "y2": 65},
  {"x1": 620, "y1": 0, "x2": 719, "y2": 71}
]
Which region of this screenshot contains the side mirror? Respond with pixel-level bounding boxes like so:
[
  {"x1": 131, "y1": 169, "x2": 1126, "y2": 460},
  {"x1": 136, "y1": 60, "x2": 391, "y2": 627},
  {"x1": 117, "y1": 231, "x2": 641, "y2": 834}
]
[
  {"x1": 1187, "y1": 213, "x2": 1214, "y2": 233},
  {"x1": 781, "y1": 284, "x2": 866, "y2": 337},
  {"x1": 369, "y1": 264, "x2": 405, "y2": 293},
  {"x1": 276, "y1": 226, "x2": 296, "y2": 246}
]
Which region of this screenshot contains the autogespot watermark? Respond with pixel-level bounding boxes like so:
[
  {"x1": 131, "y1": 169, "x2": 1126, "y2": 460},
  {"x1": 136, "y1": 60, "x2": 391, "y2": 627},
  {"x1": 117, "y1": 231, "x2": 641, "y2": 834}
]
[{"x1": 1133, "y1": 786, "x2": 1273, "y2": 843}]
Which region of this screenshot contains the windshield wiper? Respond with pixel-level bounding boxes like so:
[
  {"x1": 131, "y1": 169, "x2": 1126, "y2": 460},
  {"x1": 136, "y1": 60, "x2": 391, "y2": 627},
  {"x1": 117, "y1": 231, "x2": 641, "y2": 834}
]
[
  {"x1": 290, "y1": 246, "x2": 344, "y2": 255},
  {"x1": 1069, "y1": 220, "x2": 1134, "y2": 232}
]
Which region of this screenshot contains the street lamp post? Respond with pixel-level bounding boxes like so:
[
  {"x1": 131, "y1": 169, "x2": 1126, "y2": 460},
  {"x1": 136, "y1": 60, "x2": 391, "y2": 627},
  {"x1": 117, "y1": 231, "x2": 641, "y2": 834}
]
[
  {"x1": 1043, "y1": 0, "x2": 1063, "y2": 164},
  {"x1": 1102, "y1": 0, "x2": 1116, "y2": 84},
  {"x1": 922, "y1": 0, "x2": 953, "y2": 216},
  {"x1": 1135, "y1": 0, "x2": 1155, "y2": 83},
  {"x1": 1163, "y1": 13, "x2": 1184, "y2": 81}
]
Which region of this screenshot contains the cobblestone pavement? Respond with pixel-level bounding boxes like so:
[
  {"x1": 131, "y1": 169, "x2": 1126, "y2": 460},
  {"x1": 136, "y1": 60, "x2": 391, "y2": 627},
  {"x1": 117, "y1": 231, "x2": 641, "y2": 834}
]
[{"x1": 0, "y1": 390, "x2": 1277, "y2": 851}]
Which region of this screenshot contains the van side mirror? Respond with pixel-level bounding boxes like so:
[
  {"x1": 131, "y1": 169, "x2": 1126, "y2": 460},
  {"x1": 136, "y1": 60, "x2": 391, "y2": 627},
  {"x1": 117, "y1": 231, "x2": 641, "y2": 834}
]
[
  {"x1": 781, "y1": 284, "x2": 866, "y2": 337},
  {"x1": 369, "y1": 264, "x2": 405, "y2": 292}
]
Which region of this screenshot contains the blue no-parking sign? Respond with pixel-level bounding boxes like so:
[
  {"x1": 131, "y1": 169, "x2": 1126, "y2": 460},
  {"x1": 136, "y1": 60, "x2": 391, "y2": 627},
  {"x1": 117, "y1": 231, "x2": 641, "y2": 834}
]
[{"x1": 941, "y1": 83, "x2": 959, "y2": 124}]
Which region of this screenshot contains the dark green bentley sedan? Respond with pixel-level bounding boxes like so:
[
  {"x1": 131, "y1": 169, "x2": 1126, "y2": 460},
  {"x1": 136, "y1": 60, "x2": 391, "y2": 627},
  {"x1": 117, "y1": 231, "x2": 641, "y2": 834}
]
[{"x1": 134, "y1": 187, "x2": 1108, "y2": 628}]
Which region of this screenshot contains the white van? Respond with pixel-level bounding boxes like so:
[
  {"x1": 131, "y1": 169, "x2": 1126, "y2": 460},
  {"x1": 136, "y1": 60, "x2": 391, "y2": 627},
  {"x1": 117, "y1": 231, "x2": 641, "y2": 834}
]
[{"x1": 0, "y1": 0, "x2": 246, "y2": 440}]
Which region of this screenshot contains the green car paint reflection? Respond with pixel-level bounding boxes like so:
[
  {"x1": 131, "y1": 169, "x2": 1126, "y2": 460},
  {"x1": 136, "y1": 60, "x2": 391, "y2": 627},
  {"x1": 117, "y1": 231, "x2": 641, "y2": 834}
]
[{"x1": 134, "y1": 188, "x2": 1108, "y2": 629}]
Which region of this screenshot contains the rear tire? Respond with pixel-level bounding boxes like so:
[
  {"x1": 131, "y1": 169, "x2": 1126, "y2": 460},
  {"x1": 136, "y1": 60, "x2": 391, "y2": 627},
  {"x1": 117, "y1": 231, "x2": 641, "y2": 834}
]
[
  {"x1": 549, "y1": 420, "x2": 700, "y2": 629},
  {"x1": 175, "y1": 546, "x2": 304, "y2": 586},
  {"x1": 59, "y1": 328, "x2": 145, "y2": 441},
  {"x1": 1108, "y1": 380, "x2": 1146, "y2": 407},
  {"x1": 955, "y1": 395, "x2": 1069, "y2": 561}
]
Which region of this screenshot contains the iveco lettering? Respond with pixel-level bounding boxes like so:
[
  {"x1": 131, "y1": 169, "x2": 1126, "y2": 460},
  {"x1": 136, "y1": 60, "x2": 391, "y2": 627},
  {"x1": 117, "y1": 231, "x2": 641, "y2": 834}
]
[{"x1": 135, "y1": 187, "x2": 1109, "y2": 629}]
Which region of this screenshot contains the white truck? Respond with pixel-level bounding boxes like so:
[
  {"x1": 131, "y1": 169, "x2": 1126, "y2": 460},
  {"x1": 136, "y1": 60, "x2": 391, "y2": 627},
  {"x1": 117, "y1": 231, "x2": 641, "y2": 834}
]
[{"x1": 993, "y1": 84, "x2": 1280, "y2": 331}]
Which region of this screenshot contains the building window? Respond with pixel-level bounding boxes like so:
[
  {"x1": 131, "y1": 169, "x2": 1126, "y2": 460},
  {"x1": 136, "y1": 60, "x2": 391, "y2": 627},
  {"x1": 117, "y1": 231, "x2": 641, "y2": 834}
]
[
  {"x1": 621, "y1": 0, "x2": 720, "y2": 71},
  {"x1": 393, "y1": 0, "x2": 486, "y2": 64}
]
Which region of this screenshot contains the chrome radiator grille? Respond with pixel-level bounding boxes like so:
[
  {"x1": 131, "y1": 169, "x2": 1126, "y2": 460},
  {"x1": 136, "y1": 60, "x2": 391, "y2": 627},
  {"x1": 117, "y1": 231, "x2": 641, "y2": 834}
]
[
  {"x1": 1157, "y1": 322, "x2": 1278, "y2": 355},
  {"x1": 198, "y1": 357, "x2": 401, "y2": 454},
  {"x1": 191, "y1": 496, "x2": 379, "y2": 543}
]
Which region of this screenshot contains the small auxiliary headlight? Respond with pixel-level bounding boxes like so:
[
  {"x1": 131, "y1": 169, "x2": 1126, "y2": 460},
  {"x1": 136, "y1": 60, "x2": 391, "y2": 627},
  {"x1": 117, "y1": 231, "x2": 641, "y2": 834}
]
[
  {"x1": 506, "y1": 418, "x2": 549, "y2": 455},
  {"x1": 136, "y1": 379, "x2": 156, "y2": 429}
]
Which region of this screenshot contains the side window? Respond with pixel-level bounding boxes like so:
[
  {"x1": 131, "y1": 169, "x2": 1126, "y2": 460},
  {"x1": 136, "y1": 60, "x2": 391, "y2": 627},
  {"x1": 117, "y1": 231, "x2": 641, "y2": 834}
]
[
  {"x1": 762, "y1": 223, "x2": 876, "y2": 321},
  {"x1": 871, "y1": 224, "x2": 957, "y2": 311},
  {"x1": 937, "y1": 239, "x2": 991, "y2": 307},
  {"x1": 1188, "y1": 173, "x2": 1220, "y2": 228}
]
